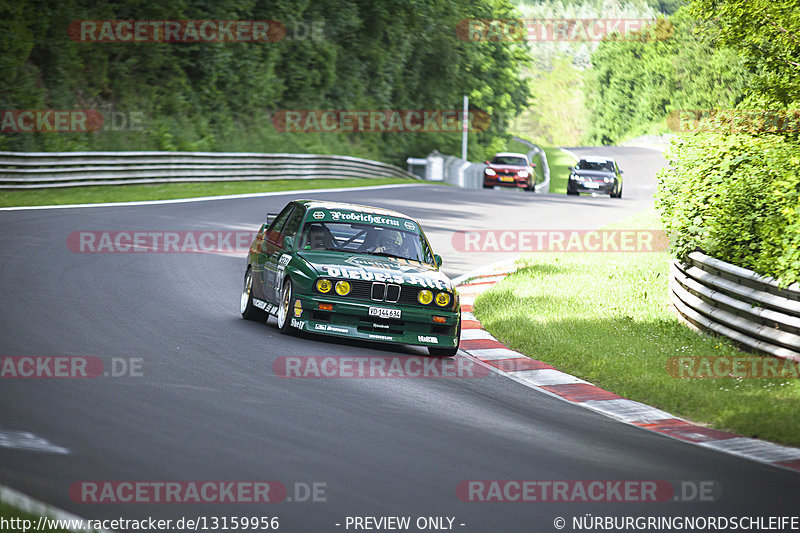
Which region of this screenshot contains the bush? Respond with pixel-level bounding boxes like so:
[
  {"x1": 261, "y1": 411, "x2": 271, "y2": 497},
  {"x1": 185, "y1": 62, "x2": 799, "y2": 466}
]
[{"x1": 656, "y1": 131, "x2": 800, "y2": 285}]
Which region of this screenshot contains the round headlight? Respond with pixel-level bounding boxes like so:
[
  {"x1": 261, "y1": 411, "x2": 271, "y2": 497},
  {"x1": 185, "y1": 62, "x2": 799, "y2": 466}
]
[
  {"x1": 435, "y1": 292, "x2": 450, "y2": 307},
  {"x1": 316, "y1": 279, "x2": 332, "y2": 293},
  {"x1": 518, "y1": 171, "x2": 529, "y2": 178},
  {"x1": 418, "y1": 289, "x2": 433, "y2": 305},
  {"x1": 335, "y1": 281, "x2": 351, "y2": 296},
  {"x1": 485, "y1": 168, "x2": 496, "y2": 176}
]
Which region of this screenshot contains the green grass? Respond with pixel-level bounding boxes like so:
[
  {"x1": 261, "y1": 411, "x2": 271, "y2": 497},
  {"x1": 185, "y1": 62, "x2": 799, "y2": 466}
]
[
  {"x1": 472, "y1": 207, "x2": 800, "y2": 446},
  {"x1": 0, "y1": 177, "x2": 421, "y2": 207},
  {"x1": 0, "y1": 502, "x2": 90, "y2": 532},
  {"x1": 543, "y1": 146, "x2": 577, "y2": 194}
]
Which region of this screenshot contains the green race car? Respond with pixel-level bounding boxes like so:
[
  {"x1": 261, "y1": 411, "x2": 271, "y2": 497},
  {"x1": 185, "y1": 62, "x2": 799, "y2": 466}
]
[{"x1": 240, "y1": 200, "x2": 461, "y2": 356}]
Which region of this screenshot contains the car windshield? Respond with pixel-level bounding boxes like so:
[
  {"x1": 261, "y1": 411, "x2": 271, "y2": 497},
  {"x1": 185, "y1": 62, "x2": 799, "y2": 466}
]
[
  {"x1": 576, "y1": 160, "x2": 614, "y2": 171},
  {"x1": 299, "y1": 222, "x2": 434, "y2": 265},
  {"x1": 492, "y1": 156, "x2": 527, "y2": 166}
]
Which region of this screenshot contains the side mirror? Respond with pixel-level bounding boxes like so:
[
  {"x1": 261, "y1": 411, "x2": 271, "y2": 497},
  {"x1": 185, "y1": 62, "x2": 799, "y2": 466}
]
[
  {"x1": 568, "y1": 166, "x2": 573, "y2": 171},
  {"x1": 531, "y1": 163, "x2": 536, "y2": 168},
  {"x1": 484, "y1": 161, "x2": 490, "y2": 165},
  {"x1": 283, "y1": 236, "x2": 294, "y2": 251},
  {"x1": 434, "y1": 254, "x2": 443, "y2": 268}
]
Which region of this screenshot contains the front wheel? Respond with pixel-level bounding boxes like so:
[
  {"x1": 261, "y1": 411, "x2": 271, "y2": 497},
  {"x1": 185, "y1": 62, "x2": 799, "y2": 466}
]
[
  {"x1": 276, "y1": 278, "x2": 294, "y2": 334},
  {"x1": 241, "y1": 268, "x2": 267, "y2": 321}
]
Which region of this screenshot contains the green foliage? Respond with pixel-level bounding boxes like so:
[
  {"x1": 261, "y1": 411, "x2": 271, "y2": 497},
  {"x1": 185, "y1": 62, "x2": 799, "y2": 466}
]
[
  {"x1": 689, "y1": 0, "x2": 800, "y2": 107},
  {"x1": 649, "y1": 0, "x2": 800, "y2": 285},
  {"x1": 656, "y1": 132, "x2": 800, "y2": 285},
  {"x1": 0, "y1": 0, "x2": 530, "y2": 164},
  {"x1": 584, "y1": 10, "x2": 751, "y2": 144},
  {"x1": 510, "y1": 55, "x2": 585, "y2": 146}
]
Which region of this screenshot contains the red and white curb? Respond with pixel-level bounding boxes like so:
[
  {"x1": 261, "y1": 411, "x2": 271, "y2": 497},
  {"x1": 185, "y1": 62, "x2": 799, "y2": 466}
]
[{"x1": 454, "y1": 265, "x2": 800, "y2": 474}]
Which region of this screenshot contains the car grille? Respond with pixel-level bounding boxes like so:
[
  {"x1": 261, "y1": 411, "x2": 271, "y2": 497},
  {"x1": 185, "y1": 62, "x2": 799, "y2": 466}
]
[
  {"x1": 350, "y1": 280, "x2": 405, "y2": 303},
  {"x1": 319, "y1": 279, "x2": 451, "y2": 308}
]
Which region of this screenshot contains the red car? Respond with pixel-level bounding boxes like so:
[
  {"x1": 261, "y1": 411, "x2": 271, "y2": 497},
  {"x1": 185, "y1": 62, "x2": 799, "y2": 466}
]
[{"x1": 483, "y1": 152, "x2": 536, "y2": 191}]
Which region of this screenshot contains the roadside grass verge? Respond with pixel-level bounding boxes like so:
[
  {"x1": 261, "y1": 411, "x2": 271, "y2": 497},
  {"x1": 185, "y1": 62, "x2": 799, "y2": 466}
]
[
  {"x1": 472, "y1": 208, "x2": 800, "y2": 446},
  {"x1": 0, "y1": 177, "x2": 422, "y2": 208},
  {"x1": 0, "y1": 502, "x2": 87, "y2": 532},
  {"x1": 543, "y1": 146, "x2": 576, "y2": 195}
]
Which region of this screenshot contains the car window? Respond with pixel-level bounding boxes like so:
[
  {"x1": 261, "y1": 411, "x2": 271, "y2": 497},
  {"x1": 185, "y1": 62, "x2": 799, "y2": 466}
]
[
  {"x1": 265, "y1": 205, "x2": 295, "y2": 244},
  {"x1": 493, "y1": 156, "x2": 527, "y2": 166},
  {"x1": 576, "y1": 160, "x2": 613, "y2": 171},
  {"x1": 299, "y1": 221, "x2": 434, "y2": 264},
  {"x1": 278, "y1": 205, "x2": 305, "y2": 248}
]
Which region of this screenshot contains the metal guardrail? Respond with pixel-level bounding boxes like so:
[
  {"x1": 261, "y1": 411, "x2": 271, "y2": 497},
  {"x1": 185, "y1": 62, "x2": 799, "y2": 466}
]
[
  {"x1": 423, "y1": 138, "x2": 550, "y2": 191},
  {"x1": 670, "y1": 251, "x2": 800, "y2": 361},
  {"x1": 512, "y1": 136, "x2": 550, "y2": 194},
  {"x1": 0, "y1": 151, "x2": 420, "y2": 189}
]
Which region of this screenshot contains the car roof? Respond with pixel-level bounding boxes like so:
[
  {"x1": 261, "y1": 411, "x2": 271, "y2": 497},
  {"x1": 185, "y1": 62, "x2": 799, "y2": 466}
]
[
  {"x1": 493, "y1": 152, "x2": 528, "y2": 159},
  {"x1": 579, "y1": 156, "x2": 616, "y2": 163},
  {"x1": 292, "y1": 199, "x2": 414, "y2": 220}
]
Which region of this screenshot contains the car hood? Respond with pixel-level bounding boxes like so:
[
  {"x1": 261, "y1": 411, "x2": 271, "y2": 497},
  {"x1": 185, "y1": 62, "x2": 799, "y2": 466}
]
[
  {"x1": 488, "y1": 165, "x2": 528, "y2": 171},
  {"x1": 572, "y1": 169, "x2": 615, "y2": 178},
  {"x1": 298, "y1": 250, "x2": 454, "y2": 291}
]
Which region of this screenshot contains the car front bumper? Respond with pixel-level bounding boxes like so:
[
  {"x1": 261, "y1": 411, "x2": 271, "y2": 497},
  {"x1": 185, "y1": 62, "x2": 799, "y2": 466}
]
[
  {"x1": 288, "y1": 293, "x2": 461, "y2": 349},
  {"x1": 484, "y1": 176, "x2": 528, "y2": 188},
  {"x1": 569, "y1": 180, "x2": 616, "y2": 193}
]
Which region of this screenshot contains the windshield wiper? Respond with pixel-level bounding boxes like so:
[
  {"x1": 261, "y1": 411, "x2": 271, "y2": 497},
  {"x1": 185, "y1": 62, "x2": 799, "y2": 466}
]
[{"x1": 361, "y1": 251, "x2": 410, "y2": 260}]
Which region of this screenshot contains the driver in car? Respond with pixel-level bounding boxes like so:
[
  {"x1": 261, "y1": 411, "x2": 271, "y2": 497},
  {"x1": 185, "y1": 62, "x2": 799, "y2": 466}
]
[
  {"x1": 373, "y1": 229, "x2": 404, "y2": 256},
  {"x1": 304, "y1": 223, "x2": 334, "y2": 250}
]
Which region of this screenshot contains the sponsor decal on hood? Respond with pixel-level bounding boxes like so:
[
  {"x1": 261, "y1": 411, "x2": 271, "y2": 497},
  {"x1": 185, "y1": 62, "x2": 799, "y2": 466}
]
[
  {"x1": 310, "y1": 259, "x2": 451, "y2": 290},
  {"x1": 306, "y1": 209, "x2": 414, "y2": 230}
]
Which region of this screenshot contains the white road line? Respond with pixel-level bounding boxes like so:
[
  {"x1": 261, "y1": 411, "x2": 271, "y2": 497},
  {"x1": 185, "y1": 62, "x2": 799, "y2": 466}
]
[{"x1": 0, "y1": 183, "x2": 425, "y2": 211}]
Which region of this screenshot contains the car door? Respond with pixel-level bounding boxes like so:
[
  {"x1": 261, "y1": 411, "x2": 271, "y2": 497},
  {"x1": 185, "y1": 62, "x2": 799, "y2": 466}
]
[
  {"x1": 252, "y1": 204, "x2": 295, "y2": 300},
  {"x1": 264, "y1": 204, "x2": 306, "y2": 304}
]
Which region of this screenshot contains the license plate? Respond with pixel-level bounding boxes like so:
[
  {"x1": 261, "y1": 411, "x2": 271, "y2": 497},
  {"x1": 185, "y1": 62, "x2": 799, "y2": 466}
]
[
  {"x1": 584, "y1": 182, "x2": 600, "y2": 189},
  {"x1": 500, "y1": 176, "x2": 514, "y2": 182},
  {"x1": 369, "y1": 306, "x2": 401, "y2": 319}
]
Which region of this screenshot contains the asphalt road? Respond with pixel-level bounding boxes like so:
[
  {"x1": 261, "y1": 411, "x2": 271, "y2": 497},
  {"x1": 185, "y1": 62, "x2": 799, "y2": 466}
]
[{"x1": 2, "y1": 146, "x2": 798, "y2": 532}]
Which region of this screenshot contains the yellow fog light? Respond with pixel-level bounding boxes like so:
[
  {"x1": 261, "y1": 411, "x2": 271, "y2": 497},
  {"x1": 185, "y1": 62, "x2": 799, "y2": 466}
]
[
  {"x1": 316, "y1": 279, "x2": 332, "y2": 293},
  {"x1": 435, "y1": 292, "x2": 450, "y2": 307},
  {"x1": 335, "y1": 281, "x2": 351, "y2": 296},
  {"x1": 418, "y1": 289, "x2": 433, "y2": 305}
]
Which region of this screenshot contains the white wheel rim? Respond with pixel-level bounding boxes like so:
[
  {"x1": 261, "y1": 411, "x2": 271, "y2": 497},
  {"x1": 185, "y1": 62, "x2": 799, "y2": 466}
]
[
  {"x1": 240, "y1": 271, "x2": 251, "y2": 314},
  {"x1": 277, "y1": 282, "x2": 290, "y2": 328}
]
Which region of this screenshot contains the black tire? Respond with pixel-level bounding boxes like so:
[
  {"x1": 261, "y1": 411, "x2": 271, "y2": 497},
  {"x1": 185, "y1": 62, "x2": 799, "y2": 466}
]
[
  {"x1": 428, "y1": 320, "x2": 461, "y2": 357},
  {"x1": 241, "y1": 267, "x2": 268, "y2": 321},
  {"x1": 276, "y1": 278, "x2": 294, "y2": 334},
  {"x1": 566, "y1": 187, "x2": 578, "y2": 196},
  {"x1": 483, "y1": 183, "x2": 492, "y2": 189},
  {"x1": 611, "y1": 186, "x2": 622, "y2": 198}
]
